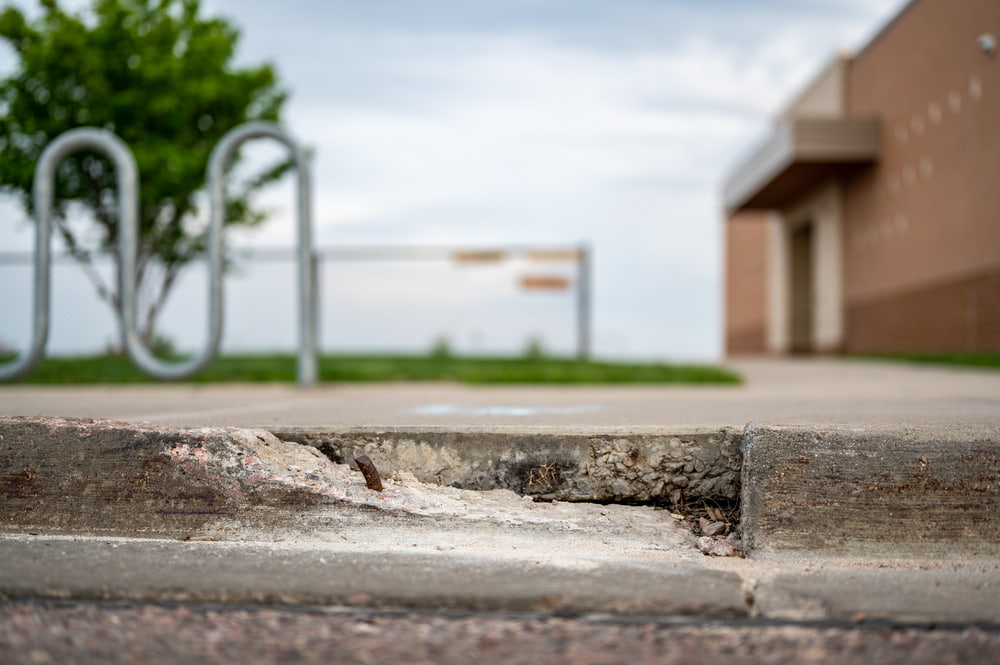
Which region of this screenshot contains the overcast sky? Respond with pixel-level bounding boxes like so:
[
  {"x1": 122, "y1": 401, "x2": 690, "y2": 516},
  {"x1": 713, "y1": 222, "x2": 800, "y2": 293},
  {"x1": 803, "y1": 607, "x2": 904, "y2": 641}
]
[{"x1": 0, "y1": 0, "x2": 910, "y2": 361}]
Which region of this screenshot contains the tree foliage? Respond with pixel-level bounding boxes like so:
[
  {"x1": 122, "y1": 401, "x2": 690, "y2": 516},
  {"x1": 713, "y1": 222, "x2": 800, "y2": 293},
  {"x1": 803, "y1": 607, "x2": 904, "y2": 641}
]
[{"x1": 0, "y1": 0, "x2": 287, "y2": 343}]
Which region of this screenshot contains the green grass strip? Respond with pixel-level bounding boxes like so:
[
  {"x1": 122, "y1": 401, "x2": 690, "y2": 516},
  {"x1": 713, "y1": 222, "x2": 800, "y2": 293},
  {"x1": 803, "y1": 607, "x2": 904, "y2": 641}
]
[{"x1": 3, "y1": 353, "x2": 741, "y2": 385}]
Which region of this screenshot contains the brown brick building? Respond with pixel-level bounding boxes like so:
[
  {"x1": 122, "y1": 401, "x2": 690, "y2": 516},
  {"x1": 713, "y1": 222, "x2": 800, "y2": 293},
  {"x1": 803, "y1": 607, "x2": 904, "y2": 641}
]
[{"x1": 722, "y1": 0, "x2": 999, "y2": 355}]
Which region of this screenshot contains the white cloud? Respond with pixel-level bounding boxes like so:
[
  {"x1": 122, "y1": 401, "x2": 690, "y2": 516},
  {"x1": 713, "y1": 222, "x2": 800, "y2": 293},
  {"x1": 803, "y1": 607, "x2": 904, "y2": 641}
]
[{"x1": 287, "y1": 34, "x2": 781, "y2": 233}]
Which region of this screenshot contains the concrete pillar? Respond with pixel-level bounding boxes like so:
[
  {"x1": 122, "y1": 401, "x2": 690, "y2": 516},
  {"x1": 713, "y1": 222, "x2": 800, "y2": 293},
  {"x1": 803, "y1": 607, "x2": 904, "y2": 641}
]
[
  {"x1": 766, "y1": 212, "x2": 789, "y2": 353},
  {"x1": 767, "y1": 181, "x2": 845, "y2": 354},
  {"x1": 812, "y1": 182, "x2": 844, "y2": 352}
]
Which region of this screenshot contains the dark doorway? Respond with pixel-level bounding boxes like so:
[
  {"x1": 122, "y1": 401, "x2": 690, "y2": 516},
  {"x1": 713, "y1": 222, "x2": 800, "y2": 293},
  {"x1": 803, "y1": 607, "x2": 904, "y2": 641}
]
[{"x1": 789, "y1": 222, "x2": 814, "y2": 353}]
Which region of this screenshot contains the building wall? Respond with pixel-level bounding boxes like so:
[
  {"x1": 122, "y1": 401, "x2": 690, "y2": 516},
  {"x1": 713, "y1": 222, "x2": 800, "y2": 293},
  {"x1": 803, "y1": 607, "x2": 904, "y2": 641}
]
[
  {"x1": 725, "y1": 212, "x2": 771, "y2": 353},
  {"x1": 724, "y1": 53, "x2": 850, "y2": 356},
  {"x1": 783, "y1": 53, "x2": 849, "y2": 119},
  {"x1": 842, "y1": 0, "x2": 1000, "y2": 351},
  {"x1": 848, "y1": 270, "x2": 1000, "y2": 351}
]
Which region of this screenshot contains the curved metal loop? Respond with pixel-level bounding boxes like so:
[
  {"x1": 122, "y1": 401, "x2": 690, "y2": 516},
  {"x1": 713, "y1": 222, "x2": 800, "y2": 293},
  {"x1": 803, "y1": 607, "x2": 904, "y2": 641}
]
[
  {"x1": 1, "y1": 122, "x2": 315, "y2": 385},
  {"x1": 122, "y1": 147, "x2": 223, "y2": 381},
  {"x1": 0, "y1": 128, "x2": 138, "y2": 381},
  {"x1": 121, "y1": 121, "x2": 315, "y2": 382},
  {"x1": 208, "y1": 122, "x2": 316, "y2": 386}
]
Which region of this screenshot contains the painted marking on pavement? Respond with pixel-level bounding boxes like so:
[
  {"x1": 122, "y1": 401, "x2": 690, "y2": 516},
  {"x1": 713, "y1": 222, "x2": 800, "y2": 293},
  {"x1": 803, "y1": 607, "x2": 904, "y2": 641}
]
[{"x1": 410, "y1": 404, "x2": 604, "y2": 417}]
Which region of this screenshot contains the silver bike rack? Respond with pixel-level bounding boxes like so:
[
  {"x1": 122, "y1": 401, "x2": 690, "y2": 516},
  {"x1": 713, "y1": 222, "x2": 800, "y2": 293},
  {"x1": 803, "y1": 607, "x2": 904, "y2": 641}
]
[
  {"x1": 0, "y1": 122, "x2": 317, "y2": 386},
  {"x1": 209, "y1": 122, "x2": 317, "y2": 387}
]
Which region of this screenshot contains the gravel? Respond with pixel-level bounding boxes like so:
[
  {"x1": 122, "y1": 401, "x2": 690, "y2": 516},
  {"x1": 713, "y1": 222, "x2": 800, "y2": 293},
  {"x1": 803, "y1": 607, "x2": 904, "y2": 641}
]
[{"x1": 1, "y1": 601, "x2": 998, "y2": 665}]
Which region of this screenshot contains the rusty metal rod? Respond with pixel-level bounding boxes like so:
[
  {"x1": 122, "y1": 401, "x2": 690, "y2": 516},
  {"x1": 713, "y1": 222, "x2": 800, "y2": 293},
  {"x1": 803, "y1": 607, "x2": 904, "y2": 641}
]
[{"x1": 354, "y1": 455, "x2": 383, "y2": 492}]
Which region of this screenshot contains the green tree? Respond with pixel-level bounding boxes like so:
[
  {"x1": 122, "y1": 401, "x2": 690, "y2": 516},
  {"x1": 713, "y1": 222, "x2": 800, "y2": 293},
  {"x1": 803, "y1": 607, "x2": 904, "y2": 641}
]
[{"x1": 0, "y1": 0, "x2": 287, "y2": 345}]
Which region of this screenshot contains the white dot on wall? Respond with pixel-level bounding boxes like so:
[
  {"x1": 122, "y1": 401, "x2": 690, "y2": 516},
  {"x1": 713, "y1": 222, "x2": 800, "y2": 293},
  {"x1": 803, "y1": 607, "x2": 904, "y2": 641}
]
[
  {"x1": 888, "y1": 174, "x2": 900, "y2": 194},
  {"x1": 895, "y1": 124, "x2": 909, "y2": 145},
  {"x1": 928, "y1": 101, "x2": 943, "y2": 124},
  {"x1": 902, "y1": 164, "x2": 917, "y2": 186},
  {"x1": 894, "y1": 212, "x2": 909, "y2": 235},
  {"x1": 970, "y1": 76, "x2": 983, "y2": 100},
  {"x1": 948, "y1": 89, "x2": 962, "y2": 112},
  {"x1": 919, "y1": 155, "x2": 934, "y2": 178},
  {"x1": 910, "y1": 114, "x2": 925, "y2": 136}
]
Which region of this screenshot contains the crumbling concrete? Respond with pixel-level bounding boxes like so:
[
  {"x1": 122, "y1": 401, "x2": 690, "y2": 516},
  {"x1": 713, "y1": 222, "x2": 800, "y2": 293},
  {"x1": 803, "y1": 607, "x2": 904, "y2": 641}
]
[
  {"x1": 0, "y1": 417, "x2": 696, "y2": 553},
  {"x1": 274, "y1": 426, "x2": 743, "y2": 504},
  {"x1": 0, "y1": 416, "x2": 349, "y2": 536}
]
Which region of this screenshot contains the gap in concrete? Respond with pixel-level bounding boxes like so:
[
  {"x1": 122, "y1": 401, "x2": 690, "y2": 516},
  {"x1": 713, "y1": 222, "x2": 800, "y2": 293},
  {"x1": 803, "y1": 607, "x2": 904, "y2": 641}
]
[
  {"x1": 574, "y1": 496, "x2": 741, "y2": 544},
  {"x1": 271, "y1": 426, "x2": 744, "y2": 541}
]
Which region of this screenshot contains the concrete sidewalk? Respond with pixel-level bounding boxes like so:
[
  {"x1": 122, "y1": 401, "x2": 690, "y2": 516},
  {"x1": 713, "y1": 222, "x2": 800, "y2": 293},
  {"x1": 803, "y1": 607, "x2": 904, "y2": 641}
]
[
  {"x1": 1, "y1": 358, "x2": 999, "y2": 631},
  {"x1": 1, "y1": 357, "x2": 999, "y2": 427},
  {"x1": 1, "y1": 415, "x2": 998, "y2": 625}
]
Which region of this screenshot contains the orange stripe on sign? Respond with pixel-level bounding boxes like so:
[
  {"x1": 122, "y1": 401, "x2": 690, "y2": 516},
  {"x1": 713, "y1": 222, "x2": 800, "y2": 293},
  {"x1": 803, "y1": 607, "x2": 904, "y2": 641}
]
[
  {"x1": 453, "y1": 250, "x2": 507, "y2": 263},
  {"x1": 525, "y1": 249, "x2": 582, "y2": 262},
  {"x1": 520, "y1": 275, "x2": 571, "y2": 290}
]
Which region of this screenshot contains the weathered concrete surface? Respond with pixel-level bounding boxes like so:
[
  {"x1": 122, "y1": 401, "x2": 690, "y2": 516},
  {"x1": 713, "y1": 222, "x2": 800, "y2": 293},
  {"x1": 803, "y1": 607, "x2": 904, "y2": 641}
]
[
  {"x1": 740, "y1": 424, "x2": 1000, "y2": 557},
  {"x1": 0, "y1": 416, "x2": 372, "y2": 536},
  {"x1": 276, "y1": 426, "x2": 742, "y2": 503},
  {"x1": 0, "y1": 535, "x2": 745, "y2": 616},
  {"x1": 2, "y1": 534, "x2": 999, "y2": 624},
  {"x1": 0, "y1": 416, "x2": 697, "y2": 552},
  {"x1": 3, "y1": 416, "x2": 1000, "y2": 624},
  {"x1": 752, "y1": 568, "x2": 1000, "y2": 624}
]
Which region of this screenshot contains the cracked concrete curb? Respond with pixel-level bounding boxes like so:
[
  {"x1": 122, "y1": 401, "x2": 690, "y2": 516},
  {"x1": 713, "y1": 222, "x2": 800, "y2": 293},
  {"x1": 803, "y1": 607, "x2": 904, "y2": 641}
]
[
  {"x1": 0, "y1": 416, "x2": 361, "y2": 536},
  {"x1": 4, "y1": 417, "x2": 1000, "y2": 557},
  {"x1": 274, "y1": 426, "x2": 742, "y2": 504},
  {"x1": 2, "y1": 416, "x2": 1000, "y2": 623},
  {"x1": 0, "y1": 416, "x2": 696, "y2": 548}
]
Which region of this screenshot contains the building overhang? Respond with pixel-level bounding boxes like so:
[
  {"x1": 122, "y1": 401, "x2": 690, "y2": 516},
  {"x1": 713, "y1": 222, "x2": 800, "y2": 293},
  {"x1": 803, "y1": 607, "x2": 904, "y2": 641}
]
[{"x1": 722, "y1": 116, "x2": 880, "y2": 214}]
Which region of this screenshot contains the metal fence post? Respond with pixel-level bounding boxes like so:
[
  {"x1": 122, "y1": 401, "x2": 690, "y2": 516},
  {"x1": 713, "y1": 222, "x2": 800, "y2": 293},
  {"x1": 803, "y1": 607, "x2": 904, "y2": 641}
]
[{"x1": 577, "y1": 244, "x2": 591, "y2": 360}]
